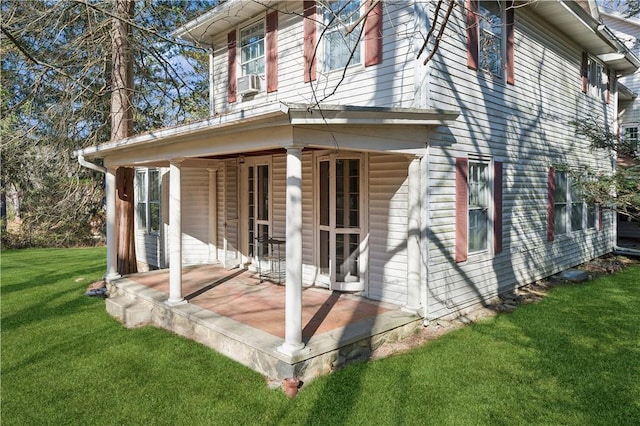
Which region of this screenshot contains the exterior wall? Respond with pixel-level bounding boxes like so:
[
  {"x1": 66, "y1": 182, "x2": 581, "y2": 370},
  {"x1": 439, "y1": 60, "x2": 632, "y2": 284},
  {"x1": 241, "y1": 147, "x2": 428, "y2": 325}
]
[
  {"x1": 602, "y1": 11, "x2": 640, "y2": 124},
  {"x1": 423, "y1": 3, "x2": 615, "y2": 319},
  {"x1": 368, "y1": 153, "x2": 411, "y2": 305},
  {"x1": 181, "y1": 168, "x2": 211, "y2": 265},
  {"x1": 209, "y1": 1, "x2": 417, "y2": 114}
]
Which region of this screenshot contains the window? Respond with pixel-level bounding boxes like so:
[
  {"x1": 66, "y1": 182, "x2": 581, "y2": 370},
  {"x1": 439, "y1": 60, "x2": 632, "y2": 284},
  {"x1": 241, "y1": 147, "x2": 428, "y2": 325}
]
[
  {"x1": 623, "y1": 125, "x2": 639, "y2": 154},
  {"x1": 136, "y1": 169, "x2": 160, "y2": 234},
  {"x1": 322, "y1": 0, "x2": 362, "y2": 71},
  {"x1": 467, "y1": 0, "x2": 514, "y2": 83},
  {"x1": 582, "y1": 54, "x2": 609, "y2": 102},
  {"x1": 240, "y1": 21, "x2": 265, "y2": 76},
  {"x1": 550, "y1": 168, "x2": 599, "y2": 239},
  {"x1": 468, "y1": 162, "x2": 489, "y2": 252},
  {"x1": 478, "y1": 1, "x2": 503, "y2": 77},
  {"x1": 456, "y1": 157, "x2": 503, "y2": 263},
  {"x1": 587, "y1": 56, "x2": 606, "y2": 98}
]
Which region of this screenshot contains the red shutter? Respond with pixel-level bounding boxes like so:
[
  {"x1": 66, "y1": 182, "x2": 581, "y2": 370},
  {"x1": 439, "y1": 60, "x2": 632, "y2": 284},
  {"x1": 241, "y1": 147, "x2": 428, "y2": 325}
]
[
  {"x1": 581, "y1": 52, "x2": 588, "y2": 93},
  {"x1": 466, "y1": 0, "x2": 479, "y2": 70},
  {"x1": 598, "y1": 206, "x2": 604, "y2": 231},
  {"x1": 606, "y1": 68, "x2": 611, "y2": 104},
  {"x1": 365, "y1": 0, "x2": 383, "y2": 67},
  {"x1": 506, "y1": 1, "x2": 515, "y2": 85},
  {"x1": 266, "y1": 11, "x2": 278, "y2": 93},
  {"x1": 547, "y1": 167, "x2": 555, "y2": 242},
  {"x1": 456, "y1": 158, "x2": 469, "y2": 263},
  {"x1": 228, "y1": 31, "x2": 237, "y2": 103},
  {"x1": 494, "y1": 161, "x2": 503, "y2": 254},
  {"x1": 303, "y1": 0, "x2": 317, "y2": 82}
]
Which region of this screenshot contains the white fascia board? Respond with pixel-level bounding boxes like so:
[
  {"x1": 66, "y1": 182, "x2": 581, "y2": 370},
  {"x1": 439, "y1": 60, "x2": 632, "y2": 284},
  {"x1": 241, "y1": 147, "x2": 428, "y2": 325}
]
[
  {"x1": 75, "y1": 102, "x2": 290, "y2": 160},
  {"x1": 174, "y1": 0, "x2": 279, "y2": 46},
  {"x1": 287, "y1": 105, "x2": 460, "y2": 126}
]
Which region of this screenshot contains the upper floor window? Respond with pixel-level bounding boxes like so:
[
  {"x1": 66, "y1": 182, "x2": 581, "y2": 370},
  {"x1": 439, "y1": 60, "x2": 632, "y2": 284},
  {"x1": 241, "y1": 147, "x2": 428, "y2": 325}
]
[
  {"x1": 587, "y1": 56, "x2": 606, "y2": 98},
  {"x1": 240, "y1": 21, "x2": 265, "y2": 76},
  {"x1": 322, "y1": 0, "x2": 362, "y2": 71},
  {"x1": 466, "y1": 0, "x2": 515, "y2": 84},
  {"x1": 478, "y1": 1, "x2": 503, "y2": 77},
  {"x1": 136, "y1": 169, "x2": 161, "y2": 234}
]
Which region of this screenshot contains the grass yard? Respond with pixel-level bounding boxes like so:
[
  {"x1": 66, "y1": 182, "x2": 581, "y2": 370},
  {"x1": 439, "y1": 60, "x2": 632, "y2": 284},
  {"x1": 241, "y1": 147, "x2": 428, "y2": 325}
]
[{"x1": 2, "y1": 247, "x2": 639, "y2": 425}]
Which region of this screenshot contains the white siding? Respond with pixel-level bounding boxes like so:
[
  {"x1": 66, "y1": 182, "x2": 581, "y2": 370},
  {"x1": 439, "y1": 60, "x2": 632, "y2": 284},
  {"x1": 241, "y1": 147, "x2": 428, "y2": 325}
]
[
  {"x1": 217, "y1": 160, "x2": 239, "y2": 266},
  {"x1": 367, "y1": 153, "x2": 411, "y2": 305},
  {"x1": 181, "y1": 168, "x2": 210, "y2": 265},
  {"x1": 210, "y1": 2, "x2": 417, "y2": 114},
  {"x1": 424, "y1": 3, "x2": 615, "y2": 319}
]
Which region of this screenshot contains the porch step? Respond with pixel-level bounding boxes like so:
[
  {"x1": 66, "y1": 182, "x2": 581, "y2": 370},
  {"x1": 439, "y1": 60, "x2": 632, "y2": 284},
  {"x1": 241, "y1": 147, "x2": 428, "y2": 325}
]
[{"x1": 106, "y1": 296, "x2": 152, "y2": 328}]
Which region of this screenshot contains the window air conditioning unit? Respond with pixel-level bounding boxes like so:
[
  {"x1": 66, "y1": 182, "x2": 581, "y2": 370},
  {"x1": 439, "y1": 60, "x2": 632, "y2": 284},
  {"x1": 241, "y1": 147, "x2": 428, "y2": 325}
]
[{"x1": 237, "y1": 74, "x2": 260, "y2": 96}]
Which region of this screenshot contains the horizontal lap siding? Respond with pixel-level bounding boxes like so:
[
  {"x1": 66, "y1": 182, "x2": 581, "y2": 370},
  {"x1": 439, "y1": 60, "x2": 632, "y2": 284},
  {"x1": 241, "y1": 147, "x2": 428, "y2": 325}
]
[
  {"x1": 211, "y1": 2, "x2": 416, "y2": 111},
  {"x1": 425, "y1": 5, "x2": 614, "y2": 319},
  {"x1": 182, "y1": 168, "x2": 210, "y2": 265},
  {"x1": 135, "y1": 231, "x2": 160, "y2": 269},
  {"x1": 368, "y1": 153, "x2": 410, "y2": 305}
]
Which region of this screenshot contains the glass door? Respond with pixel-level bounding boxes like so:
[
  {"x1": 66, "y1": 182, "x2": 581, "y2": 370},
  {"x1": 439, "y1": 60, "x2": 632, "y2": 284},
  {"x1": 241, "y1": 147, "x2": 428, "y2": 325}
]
[
  {"x1": 247, "y1": 162, "x2": 270, "y2": 259},
  {"x1": 317, "y1": 155, "x2": 364, "y2": 291}
]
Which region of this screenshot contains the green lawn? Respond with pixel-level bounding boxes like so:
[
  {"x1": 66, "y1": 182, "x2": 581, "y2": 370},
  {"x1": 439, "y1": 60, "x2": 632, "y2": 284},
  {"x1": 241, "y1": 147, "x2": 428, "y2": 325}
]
[{"x1": 2, "y1": 247, "x2": 639, "y2": 425}]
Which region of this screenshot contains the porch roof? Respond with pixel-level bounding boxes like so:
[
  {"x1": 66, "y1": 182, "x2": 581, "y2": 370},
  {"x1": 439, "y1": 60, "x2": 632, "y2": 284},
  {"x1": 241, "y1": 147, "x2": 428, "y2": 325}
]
[{"x1": 74, "y1": 102, "x2": 459, "y2": 166}]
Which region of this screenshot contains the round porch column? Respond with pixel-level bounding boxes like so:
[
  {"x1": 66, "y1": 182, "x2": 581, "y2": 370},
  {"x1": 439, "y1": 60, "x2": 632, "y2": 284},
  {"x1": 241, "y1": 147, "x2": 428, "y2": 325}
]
[
  {"x1": 105, "y1": 167, "x2": 120, "y2": 281},
  {"x1": 278, "y1": 147, "x2": 306, "y2": 356},
  {"x1": 166, "y1": 159, "x2": 185, "y2": 305},
  {"x1": 404, "y1": 156, "x2": 423, "y2": 314}
]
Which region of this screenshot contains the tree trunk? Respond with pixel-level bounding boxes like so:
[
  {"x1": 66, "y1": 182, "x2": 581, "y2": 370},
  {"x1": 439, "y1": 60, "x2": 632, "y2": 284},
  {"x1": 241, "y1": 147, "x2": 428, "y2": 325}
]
[{"x1": 111, "y1": 0, "x2": 137, "y2": 275}]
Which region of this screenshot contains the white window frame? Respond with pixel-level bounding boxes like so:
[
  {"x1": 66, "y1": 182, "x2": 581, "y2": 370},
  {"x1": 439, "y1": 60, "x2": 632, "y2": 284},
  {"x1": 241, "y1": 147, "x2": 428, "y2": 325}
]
[
  {"x1": 586, "y1": 55, "x2": 607, "y2": 100},
  {"x1": 135, "y1": 168, "x2": 161, "y2": 235},
  {"x1": 477, "y1": 0, "x2": 506, "y2": 79},
  {"x1": 314, "y1": 151, "x2": 367, "y2": 291},
  {"x1": 622, "y1": 124, "x2": 639, "y2": 155},
  {"x1": 320, "y1": 0, "x2": 363, "y2": 72},
  {"x1": 468, "y1": 159, "x2": 493, "y2": 254},
  {"x1": 554, "y1": 169, "x2": 598, "y2": 234},
  {"x1": 239, "y1": 19, "x2": 266, "y2": 77}
]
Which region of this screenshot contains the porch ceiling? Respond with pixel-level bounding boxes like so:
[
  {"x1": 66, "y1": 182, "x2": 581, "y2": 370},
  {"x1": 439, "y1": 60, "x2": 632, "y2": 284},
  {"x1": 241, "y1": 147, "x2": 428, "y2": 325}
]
[{"x1": 74, "y1": 102, "x2": 459, "y2": 168}]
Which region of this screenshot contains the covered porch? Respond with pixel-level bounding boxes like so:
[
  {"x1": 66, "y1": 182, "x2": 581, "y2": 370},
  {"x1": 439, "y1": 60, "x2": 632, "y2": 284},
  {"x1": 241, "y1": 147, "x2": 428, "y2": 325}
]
[{"x1": 105, "y1": 264, "x2": 422, "y2": 381}]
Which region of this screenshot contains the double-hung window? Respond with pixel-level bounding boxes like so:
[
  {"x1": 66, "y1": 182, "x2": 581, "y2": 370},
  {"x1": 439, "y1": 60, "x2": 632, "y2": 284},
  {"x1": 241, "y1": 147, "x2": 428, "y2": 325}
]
[
  {"x1": 240, "y1": 21, "x2": 265, "y2": 76},
  {"x1": 136, "y1": 169, "x2": 161, "y2": 234},
  {"x1": 553, "y1": 170, "x2": 569, "y2": 236},
  {"x1": 322, "y1": 0, "x2": 362, "y2": 71},
  {"x1": 467, "y1": 0, "x2": 514, "y2": 83},
  {"x1": 623, "y1": 125, "x2": 639, "y2": 154},
  {"x1": 456, "y1": 157, "x2": 503, "y2": 263},
  {"x1": 478, "y1": 1, "x2": 504, "y2": 77},
  {"x1": 552, "y1": 169, "x2": 598, "y2": 236},
  {"x1": 468, "y1": 162, "x2": 489, "y2": 252}
]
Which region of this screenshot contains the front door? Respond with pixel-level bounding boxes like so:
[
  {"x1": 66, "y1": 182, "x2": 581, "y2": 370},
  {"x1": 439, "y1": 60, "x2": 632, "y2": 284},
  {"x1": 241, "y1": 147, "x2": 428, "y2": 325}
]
[{"x1": 317, "y1": 154, "x2": 365, "y2": 291}]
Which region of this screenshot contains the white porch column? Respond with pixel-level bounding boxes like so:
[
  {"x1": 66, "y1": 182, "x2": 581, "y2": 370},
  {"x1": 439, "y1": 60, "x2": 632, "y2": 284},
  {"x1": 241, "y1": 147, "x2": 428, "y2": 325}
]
[
  {"x1": 166, "y1": 159, "x2": 185, "y2": 306},
  {"x1": 278, "y1": 147, "x2": 306, "y2": 356},
  {"x1": 404, "y1": 157, "x2": 423, "y2": 314},
  {"x1": 104, "y1": 167, "x2": 120, "y2": 281}
]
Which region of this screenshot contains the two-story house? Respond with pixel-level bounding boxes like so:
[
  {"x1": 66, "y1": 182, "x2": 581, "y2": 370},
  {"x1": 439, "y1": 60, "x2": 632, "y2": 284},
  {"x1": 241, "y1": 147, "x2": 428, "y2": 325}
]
[
  {"x1": 76, "y1": 0, "x2": 639, "y2": 379},
  {"x1": 599, "y1": 5, "x2": 640, "y2": 244}
]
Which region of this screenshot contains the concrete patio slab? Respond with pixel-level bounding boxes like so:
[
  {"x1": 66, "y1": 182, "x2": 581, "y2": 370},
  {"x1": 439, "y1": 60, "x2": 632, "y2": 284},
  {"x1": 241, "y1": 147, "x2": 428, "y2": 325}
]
[{"x1": 106, "y1": 264, "x2": 421, "y2": 382}]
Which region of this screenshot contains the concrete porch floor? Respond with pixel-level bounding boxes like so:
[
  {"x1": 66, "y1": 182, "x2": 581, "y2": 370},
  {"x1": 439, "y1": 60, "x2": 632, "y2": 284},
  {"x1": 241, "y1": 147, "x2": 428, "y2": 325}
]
[{"x1": 105, "y1": 264, "x2": 422, "y2": 382}]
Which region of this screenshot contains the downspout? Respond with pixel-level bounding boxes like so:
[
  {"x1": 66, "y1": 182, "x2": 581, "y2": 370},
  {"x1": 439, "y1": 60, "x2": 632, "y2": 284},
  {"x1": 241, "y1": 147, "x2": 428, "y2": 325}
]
[{"x1": 209, "y1": 46, "x2": 215, "y2": 116}]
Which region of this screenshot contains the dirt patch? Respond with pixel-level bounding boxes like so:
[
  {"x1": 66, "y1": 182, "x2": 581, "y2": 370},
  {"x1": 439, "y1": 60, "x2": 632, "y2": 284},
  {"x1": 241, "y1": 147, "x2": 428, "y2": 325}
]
[{"x1": 370, "y1": 254, "x2": 639, "y2": 360}]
